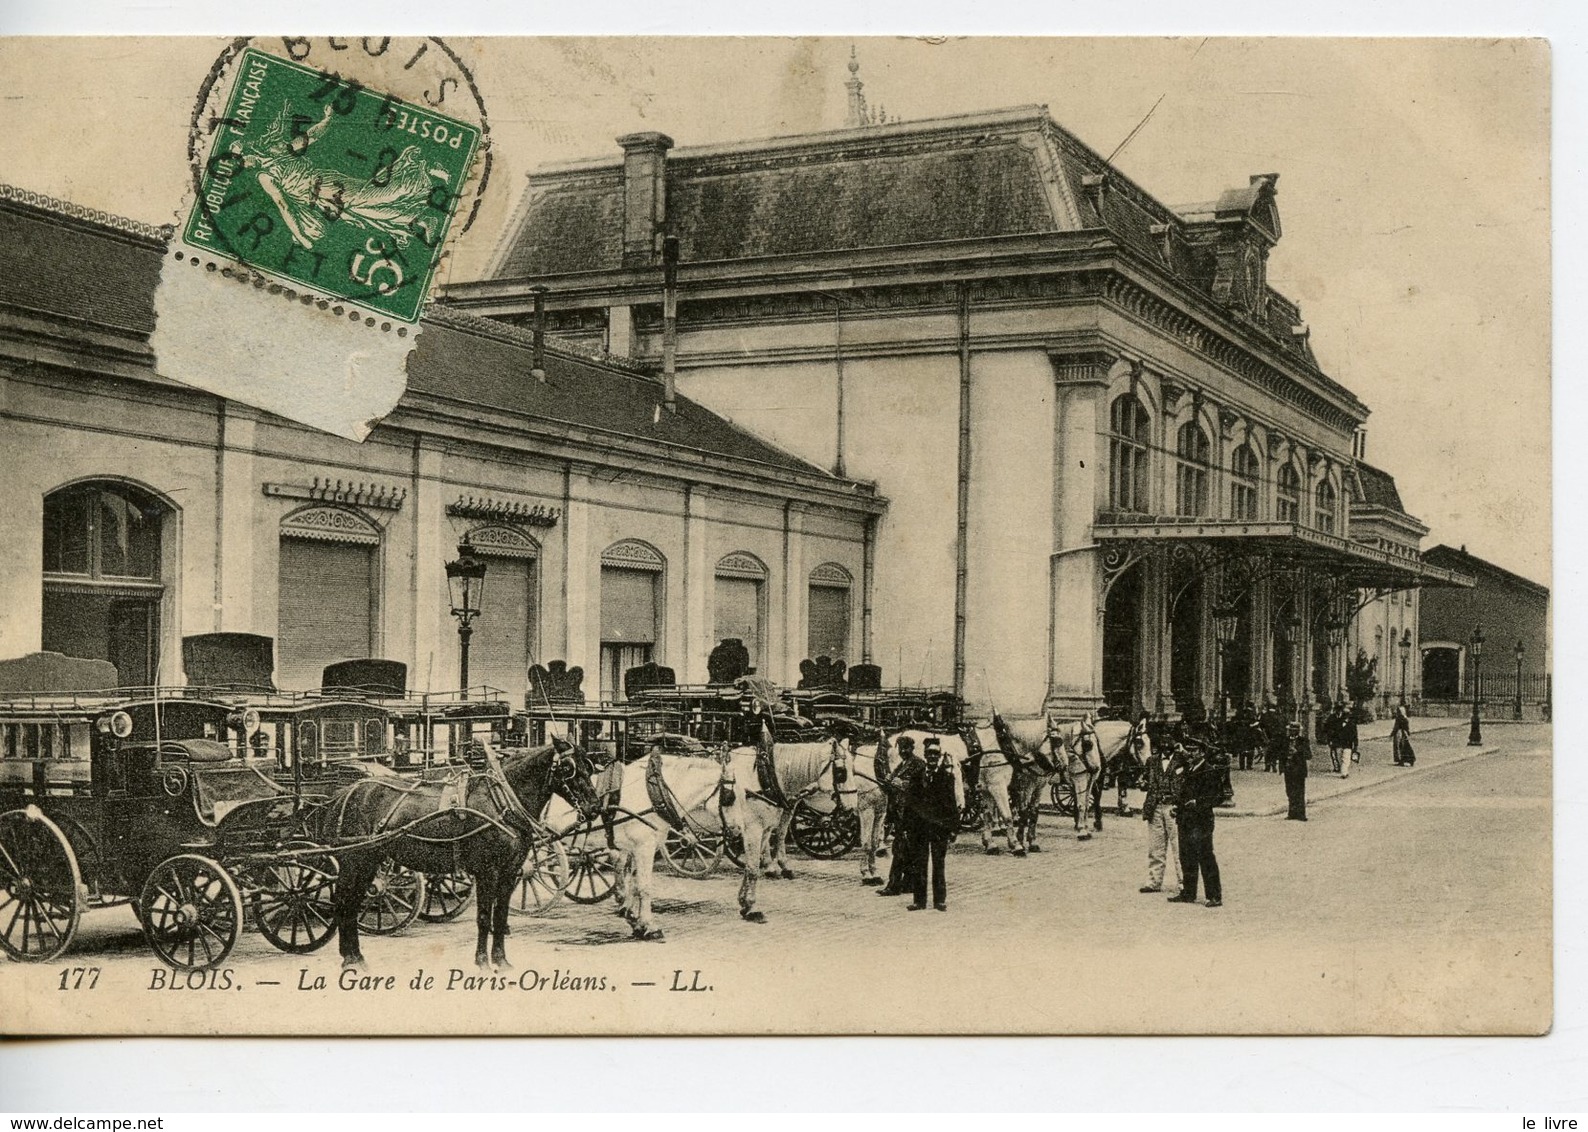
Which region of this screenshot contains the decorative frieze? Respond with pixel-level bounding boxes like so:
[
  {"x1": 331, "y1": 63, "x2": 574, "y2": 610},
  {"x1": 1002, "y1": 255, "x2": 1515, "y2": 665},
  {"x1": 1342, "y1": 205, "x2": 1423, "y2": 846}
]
[
  {"x1": 465, "y1": 524, "x2": 541, "y2": 558},
  {"x1": 601, "y1": 539, "x2": 665, "y2": 570},
  {"x1": 264, "y1": 478, "x2": 407, "y2": 510},
  {"x1": 279, "y1": 505, "x2": 381, "y2": 545},
  {"x1": 447, "y1": 495, "x2": 561, "y2": 527},
  {"x1": 715, "y1": 551, "x2": 768, "y2": 579},
  {"x1": 809, "y1": 561, "x2": 854, "y2": 586}
]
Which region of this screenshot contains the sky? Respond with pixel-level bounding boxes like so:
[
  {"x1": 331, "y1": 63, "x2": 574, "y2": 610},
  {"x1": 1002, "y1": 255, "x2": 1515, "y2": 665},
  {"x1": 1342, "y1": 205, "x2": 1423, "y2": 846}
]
[{"x1": 0, "y1": 36, "x2": 1552, "y2": 587}]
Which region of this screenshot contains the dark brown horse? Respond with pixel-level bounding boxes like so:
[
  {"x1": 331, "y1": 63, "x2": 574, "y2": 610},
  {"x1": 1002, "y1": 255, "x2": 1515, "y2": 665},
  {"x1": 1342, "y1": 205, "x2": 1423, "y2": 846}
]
[{"x1": 313, "y1": 742, "x2": 599, "y2": 971}]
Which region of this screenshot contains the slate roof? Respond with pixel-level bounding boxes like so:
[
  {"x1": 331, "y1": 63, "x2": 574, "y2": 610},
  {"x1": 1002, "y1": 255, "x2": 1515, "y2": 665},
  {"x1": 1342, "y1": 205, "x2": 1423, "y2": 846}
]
[
  {"x1": 1422, "y1": 545, "x2": 1550, "y2": 600},
  {"x1": 1354, "y1": 462, "x2": 1407, "y2": 512},
  {"x1": 486, "y1": 107, "x2": 1320, "y2": 369},
  {"x1": 0, "y1": 185, "x2": 837, "y2": 484}
]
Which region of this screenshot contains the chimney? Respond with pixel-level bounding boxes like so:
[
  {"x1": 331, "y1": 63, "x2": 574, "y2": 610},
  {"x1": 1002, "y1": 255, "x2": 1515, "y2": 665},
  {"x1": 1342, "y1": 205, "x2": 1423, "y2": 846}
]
[
  {"x1": 661, "y1": 235, "x2": 679, "y2": 414},
  {"x1": 529, "y1": 284, "x2": 548, "y2": 382},
  {"x1": 616, "y1": 131, "x2": 674, "y2": 268}
]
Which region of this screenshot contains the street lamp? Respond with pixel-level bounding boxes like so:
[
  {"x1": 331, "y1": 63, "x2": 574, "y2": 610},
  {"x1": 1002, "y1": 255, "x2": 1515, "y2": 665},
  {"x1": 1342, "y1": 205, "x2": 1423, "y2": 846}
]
[
  {"x1": 1213, "y1": 603, "x2": 1240, "y2": 735},
  {"x1": 1514, "y1": 639, "x2": 1525, "y2": 721},
  {"x1": 1467, "y1": 624, "x2": 1484, "y2": 746},
  {"x1": 1325, "y1": 616, "x2": 1346, "y2": 711},
  {"x1": 1398, "y1": 628, "x2": 1413, "y2": 707},
  {"x1": 445, "y1": 539, "x2": 487, "y2": 698}
]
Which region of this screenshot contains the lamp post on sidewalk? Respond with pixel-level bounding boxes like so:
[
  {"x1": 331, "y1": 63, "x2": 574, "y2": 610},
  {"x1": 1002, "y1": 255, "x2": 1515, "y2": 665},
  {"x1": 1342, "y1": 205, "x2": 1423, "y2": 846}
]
[
  {"x1": 1467, "y1": 624, "x2": 1484, "y2": 747},
  {"x1": 1514, "y1": 639, "x2": 1525, "y2": 721},
  {"x1": 1399, "y1": 628, "x2": 1413, "y2": 707},
  {"x1": 445, "y1": 538, "x2": 487, "y2": 699}
]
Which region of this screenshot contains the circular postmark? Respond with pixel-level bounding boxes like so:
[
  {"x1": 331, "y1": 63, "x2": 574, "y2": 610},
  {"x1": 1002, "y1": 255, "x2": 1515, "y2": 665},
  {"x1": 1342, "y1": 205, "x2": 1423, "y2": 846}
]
[{"x1": 180, "y1": 37, "x2": 493, "y2": 325}]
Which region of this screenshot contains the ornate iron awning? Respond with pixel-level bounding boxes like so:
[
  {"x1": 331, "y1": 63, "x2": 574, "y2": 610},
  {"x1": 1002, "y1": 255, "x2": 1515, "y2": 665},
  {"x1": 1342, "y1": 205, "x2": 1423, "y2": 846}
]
[{"x1": 1094, "y1": 516, "x2": 1473, "y2": 592}]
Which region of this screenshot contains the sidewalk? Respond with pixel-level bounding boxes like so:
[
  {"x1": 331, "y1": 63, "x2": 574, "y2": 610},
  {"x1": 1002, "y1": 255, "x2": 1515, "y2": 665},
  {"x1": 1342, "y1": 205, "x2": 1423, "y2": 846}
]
[{"x1": 1216, "y1": 718, "x2": 1490, "y2": 817}]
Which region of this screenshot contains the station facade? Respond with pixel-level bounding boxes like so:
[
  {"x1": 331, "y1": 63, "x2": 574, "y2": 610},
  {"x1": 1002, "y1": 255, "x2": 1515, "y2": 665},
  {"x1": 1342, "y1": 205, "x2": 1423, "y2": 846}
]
[
  {"x1": 443, "y1": 99, "x2": 1468, "y2": 723},
  {"x1": 0, "y1": 185, "x2": 882, "y2": 702}
]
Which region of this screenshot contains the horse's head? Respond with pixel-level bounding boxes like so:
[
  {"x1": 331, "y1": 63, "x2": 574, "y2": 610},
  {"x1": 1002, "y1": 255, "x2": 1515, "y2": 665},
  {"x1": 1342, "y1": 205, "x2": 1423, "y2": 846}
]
[
  {"x1": 830, "y1": 736, "x2": 859, "y2": 811},
  {"x1": 550, "y1": 740, "x2": 603, "y2": 821}
]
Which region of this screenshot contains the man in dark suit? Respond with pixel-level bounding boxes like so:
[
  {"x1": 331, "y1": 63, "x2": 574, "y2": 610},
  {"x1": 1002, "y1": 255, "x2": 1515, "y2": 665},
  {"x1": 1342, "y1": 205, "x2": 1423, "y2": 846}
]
[
  {"x1": 1261, "y1": 700, "x2": 1286, "y2": 773},
  {"x1": 1168, "y1": 744, "x2": 1225, "y2": 908},
  {"x1": 895, "y1": 735, "x2": 961, "y2": 911},
  {"x1": 1283, "y1": 721, "x2": 1310, "y2": 820},
  {"x1": 876, "y1": 735, "x2": 919, "y2": 897}
]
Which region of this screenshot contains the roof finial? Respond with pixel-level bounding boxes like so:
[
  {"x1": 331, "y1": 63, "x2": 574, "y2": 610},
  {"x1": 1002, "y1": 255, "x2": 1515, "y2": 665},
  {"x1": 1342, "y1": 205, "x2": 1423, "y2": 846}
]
[{"x1": 845, "y1": 44, "x2": 870, "y2": 128}]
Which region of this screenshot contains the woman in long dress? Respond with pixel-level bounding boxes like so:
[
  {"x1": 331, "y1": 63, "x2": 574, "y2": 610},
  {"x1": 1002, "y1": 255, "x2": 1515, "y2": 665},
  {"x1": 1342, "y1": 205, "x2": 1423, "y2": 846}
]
[{"x1": 1390, "y1": 706, "x2": 1416, "y2": 766}]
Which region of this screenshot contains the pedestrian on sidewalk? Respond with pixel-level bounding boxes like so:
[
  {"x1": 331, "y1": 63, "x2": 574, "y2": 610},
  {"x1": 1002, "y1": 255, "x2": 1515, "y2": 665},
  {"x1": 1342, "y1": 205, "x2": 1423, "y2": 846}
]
[
  {"x1": 1283, "y1": 721, "x2": 1309, "y2": 820},
  {"x1": 1169, "y1": 744, "x2": 1224, "y2": 908},
  {"x1": 876, "y1": 735, "x2": 920, "y2": 897},
  {"x1": 902, "y1": 735, "x2": 961, "y2": 911},
  {"x1": 1261, "y1": 700, "x2": 1286, "y2": 772},
  {"x1": 1138, "y1": 738, "x2": 1184, "y2": 894},
  {"x1": 1333, "y1": 700, "x2": 1359, "y2": 779},
  {"x1": 1391, "y1": 706, "x2": 1416, "y2": 767}
]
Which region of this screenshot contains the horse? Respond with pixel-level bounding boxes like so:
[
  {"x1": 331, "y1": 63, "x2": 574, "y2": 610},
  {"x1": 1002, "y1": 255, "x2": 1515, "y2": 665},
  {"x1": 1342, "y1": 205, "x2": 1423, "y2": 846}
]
[
  {"x1": 719, "y1": 727, "x2": 851, "y2": 923},
  {"x1": 966, "y1": 722, "x2": 1021, "y2": 855},
  {"x1": 991, "y1": 715, "x2": 1144, "y2": 847},
  {"x1": 312, "y1": 742, "x2": 600, "y2": 971},
  {"x1": 821, "y1": 721, "x2": 892, "y2": 886}
]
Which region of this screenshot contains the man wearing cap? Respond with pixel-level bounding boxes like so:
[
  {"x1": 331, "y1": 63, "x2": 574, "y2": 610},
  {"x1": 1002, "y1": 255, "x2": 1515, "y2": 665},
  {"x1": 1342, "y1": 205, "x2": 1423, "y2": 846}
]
[
  {"x1": 901, "y1": 735, "x2": 962, "y2": 911},
  {"x1": 1137, "y1": 735, "x2": 1184, "y2": 895},
  {"x1": 1168, "y1": 743, "x2": 1224, "y2": 908},
  {"x1": 876, "y1": 734, "x2": 921, "y2": 897},
  {"x1": 1332, "y1": 700, "x2": 1359, "y2": 779},
  {"x1": 1284, "y1": 721, "x2": 1310, "y2": 820}
]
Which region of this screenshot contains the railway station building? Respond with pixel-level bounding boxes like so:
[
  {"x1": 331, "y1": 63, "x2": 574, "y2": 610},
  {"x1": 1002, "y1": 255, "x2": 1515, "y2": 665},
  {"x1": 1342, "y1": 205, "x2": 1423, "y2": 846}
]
[
  {"x1": 0, "y1": 184, "x2": 882, "y2": 703},
  {"x1": 442, "y1": 93, "x2": 1469, "y2": 724}
]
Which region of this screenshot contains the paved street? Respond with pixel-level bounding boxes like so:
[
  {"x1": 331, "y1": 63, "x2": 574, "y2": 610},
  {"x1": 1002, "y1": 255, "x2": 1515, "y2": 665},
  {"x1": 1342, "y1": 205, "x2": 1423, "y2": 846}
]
[{"x1": 7, "y1": 721, "x2": 1551, "y2": 1035}]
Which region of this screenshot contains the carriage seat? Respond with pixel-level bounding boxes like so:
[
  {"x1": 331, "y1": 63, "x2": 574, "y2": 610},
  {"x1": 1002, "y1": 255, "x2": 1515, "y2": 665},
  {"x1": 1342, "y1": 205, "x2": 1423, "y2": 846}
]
[
  {"x1": 162, "y1": 739, "x2": 239, "y2": 763},
  {"x1": 190, "y1": 764, "x2": 288, "y2": 827}
]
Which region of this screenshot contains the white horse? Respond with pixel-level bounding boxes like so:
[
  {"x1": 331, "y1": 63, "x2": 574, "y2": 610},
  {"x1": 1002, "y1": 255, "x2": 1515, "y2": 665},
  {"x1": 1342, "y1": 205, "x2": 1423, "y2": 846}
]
[
  {"x1": 839, "y1": 735, "x2": 891, "y2": 885},
  {"x1": 720, "y1": 731, "x2": 851, "y2": 923},
  {"x1": 969, "y1": 723, "x2": 1021, "y2": 855},
  {"x1": 544, "y1": 749, "x2": 732, "y2": 941},
  {"x1": 991, "y1": 714, "x2": 1143, "y2": 848}
]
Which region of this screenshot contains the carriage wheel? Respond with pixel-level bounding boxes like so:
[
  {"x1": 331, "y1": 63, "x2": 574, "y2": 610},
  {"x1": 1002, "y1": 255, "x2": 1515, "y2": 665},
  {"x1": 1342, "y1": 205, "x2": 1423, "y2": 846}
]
[
  {"x1": 250, "y1": 843, "x2": 338, "y2": 954},
  {"x1": 1049, "y1": 781, "x2": 1078, "y2": 818},
  {"x1": 957, "y1": 799, "x2": 985, "y2": 833},
  {"x1": 510, "y1": 838, "x2": 569, "y2": 917},
  {"x1": 562, "y1": 826, "x2": 617, "y2": 905},
  {"x1": 140, "y1": 854, "x2": 243, "y2": 971},
  {"x1": 54, "y1": 815, "x2": 124, "y2": 911},
  {"x1": 357, "y1": 860, "x2": 426, "y2": 936},
  {"x1": 418, "y1": 871, "x2": 474, "y2": 922},
  {"x1": 0, "y1": 808, "x2": 82, "y2": 963},
  {"x1": 660, "y1": 826, "x2": 725, "y2": 878},
  {"x1": 788, "y1": 801, "x2": 861, "y2": 860}
]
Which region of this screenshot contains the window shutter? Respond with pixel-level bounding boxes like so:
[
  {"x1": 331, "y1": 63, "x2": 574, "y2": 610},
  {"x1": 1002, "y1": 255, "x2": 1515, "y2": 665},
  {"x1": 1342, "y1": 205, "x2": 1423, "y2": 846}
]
[
  {"x1": 713, "y1": 576, "x2": 763, "y2": 663},
  {"x1": 470, "y1": 555, "x2": 535, "y2": 696},
  {"x1": 808, "y1": 585, "x2": 851, "y2": 662},
  {"x1": 600, "y1": 567, "x2": 657, "y2": 643},
  {"x1": 278, "y1": 539, "x2": 374, "y2": 691}
]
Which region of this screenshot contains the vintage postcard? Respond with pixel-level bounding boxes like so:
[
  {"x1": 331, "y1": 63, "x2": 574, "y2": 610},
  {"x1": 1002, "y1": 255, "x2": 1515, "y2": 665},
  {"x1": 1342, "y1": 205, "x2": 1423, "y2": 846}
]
[{"x1": 0, "y1": 36, "x2": 1551, "y2": 1036}]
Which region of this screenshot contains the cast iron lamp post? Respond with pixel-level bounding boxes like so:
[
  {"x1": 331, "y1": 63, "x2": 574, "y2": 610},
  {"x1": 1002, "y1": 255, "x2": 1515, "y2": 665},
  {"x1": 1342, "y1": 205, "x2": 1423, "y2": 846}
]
[
  {"x1": 1514, "y1": 639, "x2": 1525, "y2": 721},
  {"x1": 445, "y1": 539, "x2": 487, "y2": 699},
  {"x1": 1399, "y1": 628, "x2": 1413, "y2": 707},
  {"x1": 1213, "y1": 602, "x2": 1240, "y2": 735},
  {"x1": 1467, "y1": 624, "x2": 1484, "y2": 747}
]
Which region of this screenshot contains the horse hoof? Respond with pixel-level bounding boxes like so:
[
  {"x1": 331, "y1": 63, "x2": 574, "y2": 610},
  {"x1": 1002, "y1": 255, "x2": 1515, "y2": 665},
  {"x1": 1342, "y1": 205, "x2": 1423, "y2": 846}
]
[
  {"x1": 1028, "y1": 843, "x2": 1042, "y2": 853},
  {"x1": 1012, "y1": 849, "x2": 1027, "y2": 858},
  {"x1": 862, "y1": 876, "x2": 884, "y2": 886},
  {"x1": 875, "y1": 848, "x2": 888, "y2": 858},
  {"x1": 779, "y1": 868, "x2": 795, "y2": 880},
  {"x1": 341, "y1": 955, "x2": 364, "y2": 970},
  {"x1": 741, "y1": 909, "x2": 767, "y2": 924},
  {"x1": 636, "y1": 928, "x2": 665, "y2": 942},
  {"x1": 984, "y1": 847, "x2": 1000, "y2": 856}
]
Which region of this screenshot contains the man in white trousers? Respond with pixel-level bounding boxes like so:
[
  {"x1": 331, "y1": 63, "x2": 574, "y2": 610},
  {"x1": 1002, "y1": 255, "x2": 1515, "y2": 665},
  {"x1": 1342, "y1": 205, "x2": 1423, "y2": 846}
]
[{"x1": 1138, "y1": 733, "x2": 1184, "y2": 895}]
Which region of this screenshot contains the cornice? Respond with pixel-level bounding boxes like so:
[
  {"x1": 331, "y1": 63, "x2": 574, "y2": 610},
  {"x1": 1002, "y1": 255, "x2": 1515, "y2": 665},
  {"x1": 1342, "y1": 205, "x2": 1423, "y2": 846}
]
[{"x1": 0, "y1": 183, "x2": 171, "y2": 247}]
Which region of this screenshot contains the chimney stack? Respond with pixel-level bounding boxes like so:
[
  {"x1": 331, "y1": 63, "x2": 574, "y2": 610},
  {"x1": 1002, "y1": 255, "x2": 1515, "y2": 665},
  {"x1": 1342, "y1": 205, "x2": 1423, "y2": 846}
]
[
  {"x1": 530, "y1": 284, "x2": 548, "y2": 382},
  {"x1": 617, "y1": 131, "x2": 674, "y2": 268},
  {"x1": 661, "y1": 235, "x2": 679, "y2": 414}
]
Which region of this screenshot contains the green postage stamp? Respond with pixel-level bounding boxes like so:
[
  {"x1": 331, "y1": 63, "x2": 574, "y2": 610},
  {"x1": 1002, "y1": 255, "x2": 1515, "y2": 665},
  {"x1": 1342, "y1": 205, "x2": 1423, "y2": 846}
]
[{"x1": 184, "y1": 47, "x2": 481, "y2": 323}]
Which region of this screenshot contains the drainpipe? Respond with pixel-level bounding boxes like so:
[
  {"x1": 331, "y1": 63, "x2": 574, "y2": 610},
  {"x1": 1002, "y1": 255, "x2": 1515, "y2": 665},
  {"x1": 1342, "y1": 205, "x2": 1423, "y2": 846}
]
[
  {"x1": 953, "y1": 284, "x2": 972, "y2": 700},
  {"x1": 530, "y1": 284, "x2": 548, "y2": 382},
  {"x1": 661, "y1": 235, "x2": 679, "y2": 414},
  {"x1": 862, "y1": 513, "x2": 877, "y2": 664}
]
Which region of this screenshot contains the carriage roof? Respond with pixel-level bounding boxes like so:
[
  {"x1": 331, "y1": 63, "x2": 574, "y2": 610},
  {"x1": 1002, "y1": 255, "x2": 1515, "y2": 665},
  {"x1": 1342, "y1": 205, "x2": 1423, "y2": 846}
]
[
  {"x1": 520, "y1": 700, "x2": 680, "y2": 725},
  {"x1": 0, "y1": 685, "x2": 240, "y2": 719}
]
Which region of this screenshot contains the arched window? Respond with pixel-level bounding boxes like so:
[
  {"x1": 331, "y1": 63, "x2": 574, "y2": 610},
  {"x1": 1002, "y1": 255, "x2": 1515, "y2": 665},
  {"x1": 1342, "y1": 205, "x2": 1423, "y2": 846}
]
[
  {"x1": 1277, "y1": 463, "x2": 1302, "y2": 523},
  {"x1": 464, "y1": 525, "x2": 541, "y2": 698},
  {"x1": 277, "y1": 505, "x2": 380, "y2": 691},
  {"x1": 807, "y1": 562, "x2": 853, "y2": 662},
  {"x1": 714, "y1": 552, "x2": 768, "y2": 672},
  {"x1": 1229, "y1": 445, "x2": 1260, "y2": 520},
  {"x1": 42, "y1": 481, "x2": 171, "y2": 687},
  {"x1": 1107, "y1": 394, "x2": 1150, "y2": 513},
  {"x1": 1174, "y1": 422, "x2": 1210, "y2": 517},
  {"x1": 1315, "y1": 479, "x2": 1338, "y2": 534},
  {"x1": 600, "y1": 539, "x2": 665, "y2": 700}
]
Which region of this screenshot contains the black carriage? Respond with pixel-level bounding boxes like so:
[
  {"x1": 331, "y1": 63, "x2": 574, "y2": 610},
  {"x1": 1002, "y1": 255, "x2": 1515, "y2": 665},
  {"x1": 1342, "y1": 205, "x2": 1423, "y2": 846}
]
[{"x1": 0, "y1": 653, "x2": 322, "y2": 970}]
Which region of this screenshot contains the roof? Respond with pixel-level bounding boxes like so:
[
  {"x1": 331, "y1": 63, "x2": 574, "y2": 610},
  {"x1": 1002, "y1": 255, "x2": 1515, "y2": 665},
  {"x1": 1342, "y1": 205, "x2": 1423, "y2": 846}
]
[
  {"x1": 0, "y1": 184, "x2": 843, "y2": 486},
  {"x1": 1354, "y1": 462, "x2": 1407, "y2": 512},
  {"x1": 410, "y1": 309, "x2": 833, "y2": 478},
  {"x1": 486, "y1": 105, "x2": 1320, "y2": 370},
  {"x1": 1422, "y1": 545, "x2": 1549, "y2": 600}
]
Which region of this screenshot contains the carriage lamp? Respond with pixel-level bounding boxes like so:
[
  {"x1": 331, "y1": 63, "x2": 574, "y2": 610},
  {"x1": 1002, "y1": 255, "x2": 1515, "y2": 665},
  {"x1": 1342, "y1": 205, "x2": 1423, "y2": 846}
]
[
  {"x1": 97, "y1": 711, "x2": 133, "y2": 738},
  {"x1": 1467, "y1": 624, "x2": 1485, "y2": 746},
  {"x1": 1514, "y1": 638, "x2": 1525, "y2": 721},
  {"x1": 445, "y1": 539, "x2": 488, "y2": 699},
  {"x1": 1398, "y1": 628, "x2": 1413, "y2": 706}
]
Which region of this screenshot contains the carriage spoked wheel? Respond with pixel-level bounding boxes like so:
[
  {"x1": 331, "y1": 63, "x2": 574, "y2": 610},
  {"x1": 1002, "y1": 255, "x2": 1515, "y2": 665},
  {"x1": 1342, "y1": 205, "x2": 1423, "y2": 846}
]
[
  {"x1": 788, "y1": 800, "x2": 861, "y2": 860},
  {"x1": 139, "y1": 853, "x2": 244, "y2": 971},
  {"x1": 357, "y1": 860, "x2": 426, "y2": 936},
  {"x1": 0, "y1": 807, "x2": 83, "y2": 963},
  {"x1": 957, "y1": 799, "x2": 986, "y2": 834},
  {"x1": 418, "y1": 871, "x2": 474, "y2": 922},
  {"x1": 1049, "y1": 781, "x2": 1079, "y2": 819},
  {"x1": 562, "y1": 825, "x2": 617, "y2": 905},
  {"x1": 510, "y1": 837, "x2": 569, "y2": 917},
  {"x1": 250, "y1": 842, "x2": 338, "y2": 954},
  {"x1": 659, "y1": 826, "x2": 725, "y2": 878}
]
